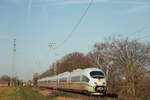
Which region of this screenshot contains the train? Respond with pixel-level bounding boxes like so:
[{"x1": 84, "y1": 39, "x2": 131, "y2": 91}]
[{"x1": 37, "y1": 68, "x2": 107, "y2": 95}]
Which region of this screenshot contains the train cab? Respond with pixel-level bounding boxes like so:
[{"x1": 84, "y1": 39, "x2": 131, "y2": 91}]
[{"x1": 83, "y1": 68, "x2": 107, "y2": 95}]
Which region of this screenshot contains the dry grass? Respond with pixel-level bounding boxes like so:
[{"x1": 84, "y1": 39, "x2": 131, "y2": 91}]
[
  {"x1": 0, "y1": 86, "x2": 56, "y2": 100},
  {"x1": 0, "y1": 87, "x2": 19, "y2": 100}
]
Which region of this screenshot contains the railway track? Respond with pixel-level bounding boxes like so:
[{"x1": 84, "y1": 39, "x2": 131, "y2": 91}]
[{"x1": 39, "y1": 87, "x2": 118, "y2": 100}]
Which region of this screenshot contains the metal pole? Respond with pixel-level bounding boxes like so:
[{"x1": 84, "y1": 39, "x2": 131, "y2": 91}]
[
  {"x1": 48, "y1": 43, "x2": 58, "y2": 89},
  {"x1": 11, "y1": 38, "x2": 17, "y2": 86}
]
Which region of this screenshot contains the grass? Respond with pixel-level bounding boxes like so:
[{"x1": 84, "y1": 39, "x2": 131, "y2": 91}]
[{"x1": 0, "y1": 86, "x2": 56, "y2": 100}]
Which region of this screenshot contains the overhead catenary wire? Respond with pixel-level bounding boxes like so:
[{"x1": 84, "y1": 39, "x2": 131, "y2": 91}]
[
  {"x1": 129, "y1": 24, "x2": 150, "y2": 39},
  {"x1": 135, "y1": 33, "x2": 150, "y2": 41},
  {"x1": 58, "y1": 0, "x2": 94, "y2": 47}
]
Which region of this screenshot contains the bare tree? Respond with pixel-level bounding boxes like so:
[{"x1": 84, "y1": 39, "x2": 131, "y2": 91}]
[
  {"x1": 56, "y1": 52, "x2": 92, "y2": 74},
  {"x1": 88, "y1": 38, "x2": 150, "y2": 99},
  {"x1": 110, "y1": 39, "x2": 149, "y2": 96}
]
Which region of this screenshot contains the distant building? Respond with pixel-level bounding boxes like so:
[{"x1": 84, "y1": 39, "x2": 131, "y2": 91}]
[
  {"x1": 0, "y1": 81, "x2": 10, "y2": 87},
  {"x1": 22, "y1": 80, "x2": 33, "y2": 87}
]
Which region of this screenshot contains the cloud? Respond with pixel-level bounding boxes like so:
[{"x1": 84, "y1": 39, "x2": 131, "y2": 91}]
[
  {"x1": 124, "y1": 5, "x2": 150, "y2": 14},
  {"x1": 62, "y1": 0, "x2": 111, "y2": 5},
  {"x1": 26, "y1": 0, "x2": 60, "y2": 8},
  {"x1": 58, "y1": 0, "x2": 150, "y2": 8},
  {"x1": 61, "y1": 0, "x2": 150, "y2": 14},
  {"x1": 115, "y1": 1, "x2": 150, "y2": 14},
  {"x1": 116, "y1": 1, "x2": 150, "y2": 5},
  {"x1": 62, "y1": 0, "x2": 150, "y2": 5}
]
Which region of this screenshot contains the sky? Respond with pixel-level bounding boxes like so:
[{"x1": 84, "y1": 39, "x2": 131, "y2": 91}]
[{"x1": 0, "y1": 0, "x2": 150, "y2": 80}]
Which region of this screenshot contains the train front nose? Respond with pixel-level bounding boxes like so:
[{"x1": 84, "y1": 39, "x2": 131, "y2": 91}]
[{"x1": 95, "y1": 86, "x2": 106, "y2": 93}]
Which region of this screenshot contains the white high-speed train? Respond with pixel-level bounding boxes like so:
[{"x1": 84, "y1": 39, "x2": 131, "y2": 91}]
[{"x1": 38, "y1": 68, "x2": 107, "y2": 95}]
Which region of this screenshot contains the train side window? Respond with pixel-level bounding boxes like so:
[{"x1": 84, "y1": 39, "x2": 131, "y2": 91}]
[
  {"x1": 81, "y1": 75, "x2": 90, "y2": 83},
  {"x1": 48, "y1": 80, "x2": 51, "y2": 83},
  {"x1": 53, "y1": 79, "x2": 57, "y2": 82},
  {"x1": 59, "y1": 77, "x2": 67, "y2": 82},
  {"x1": 71, "y1": 76, "x2": 80, "y2": 82},
  {"x1": 52, "y1": 80, "x2": 56, "y2": 82}
]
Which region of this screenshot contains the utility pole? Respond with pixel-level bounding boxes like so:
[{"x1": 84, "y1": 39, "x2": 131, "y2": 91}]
[
  {"x1": 48, "y1": 43, "x2": 56, "y2": 48},
  {"x1": 11, "y1": 38, "x2": 17, "y2": 86},
  {"x1": 48, "y1": 43, "x2": 56, "y2": 74},
  {"x1": 48, "y1": 43, "x2": 58, "y2": 88}
]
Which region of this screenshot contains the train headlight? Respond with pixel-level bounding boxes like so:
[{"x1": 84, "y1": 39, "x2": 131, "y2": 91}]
[{"x1": 103, "y1": 82, "x2": 106, "y2": 85}]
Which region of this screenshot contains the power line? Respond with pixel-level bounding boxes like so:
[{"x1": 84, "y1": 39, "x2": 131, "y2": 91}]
[
  {"x1": 129, "y1": 24, "x2": 150, "y2": 38},
  {"x1": 136, "y1": 33, "x2": 150, "y2": 41},
  {"x1": 58, "y1": 0, "x2": 94, "y2": 47}
]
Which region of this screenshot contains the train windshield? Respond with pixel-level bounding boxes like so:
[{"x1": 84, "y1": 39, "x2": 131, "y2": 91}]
[{"x1": 90, "y1": 71, "x2": 105, "y2": 78}]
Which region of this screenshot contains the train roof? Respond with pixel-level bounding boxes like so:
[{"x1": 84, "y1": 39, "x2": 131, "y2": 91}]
[
  {"x1": 38, "y1": 75, "x2": 58, "y2": 81},
  {"x1": 83, "y1": 68, "x2": 105, "y2": 76},
  {"x1": 58, "y1": 72, "x2": 70, "y2": 78},
  {"x1": 69, "y1": 67, "x2": 104, "y2": 77},
  {"x1": 38, "y1": 67, "x2": 104, "y2": 81},
  {"x1": 58, "y1": 72, "x2": 70, "y2": 76},
  {"x1": 38, "y1": 77, "x2": 50, "y2": 81},
  {"x1": 83, "y1": 67, "x2": 103, "y2": 72}
]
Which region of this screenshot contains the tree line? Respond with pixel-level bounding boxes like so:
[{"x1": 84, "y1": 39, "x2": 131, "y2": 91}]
[
  {"x1": 34, "y1": 37, "x2": 150, "y2": 100},
  {"x1": 0, "y1": 75, "x2": 22, "y2": 86}
]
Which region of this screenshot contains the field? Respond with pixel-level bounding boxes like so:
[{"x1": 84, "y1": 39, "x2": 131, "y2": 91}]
[
  {"x1": 0, "y1": 87, "x2": 56, "y2": 100},
  {"x1": 0, "y1": 86, "x2": 118, "y2": 100}
]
